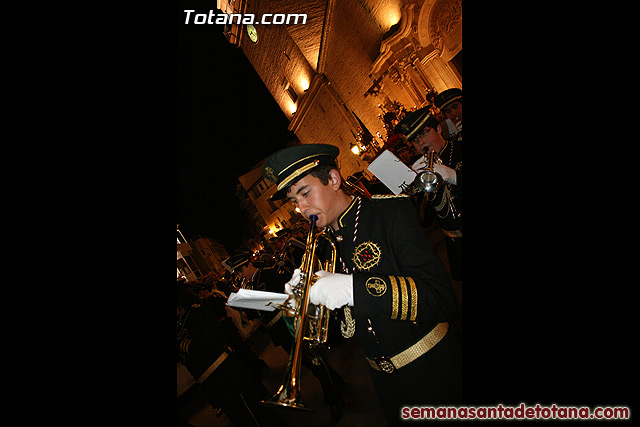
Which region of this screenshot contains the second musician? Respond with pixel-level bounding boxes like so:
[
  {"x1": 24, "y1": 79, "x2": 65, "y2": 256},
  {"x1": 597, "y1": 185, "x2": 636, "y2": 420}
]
[{"x1": 394, "y1": 105, "x2": 463, "y2": 280}]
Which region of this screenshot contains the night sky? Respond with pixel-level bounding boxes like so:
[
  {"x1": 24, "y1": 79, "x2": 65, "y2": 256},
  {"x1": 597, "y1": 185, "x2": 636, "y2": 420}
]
[{"x1": 177, "y1": 1, "x2": 296, "y2": 252}]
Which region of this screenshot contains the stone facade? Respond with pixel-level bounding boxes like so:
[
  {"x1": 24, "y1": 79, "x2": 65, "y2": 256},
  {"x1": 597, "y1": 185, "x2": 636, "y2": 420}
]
[
  {"x1": 219, "y1": 0, "x2": 461, "y2": 242},
  {"x1": 222, "y1": 0, "x2": 461, "y2": 178}
]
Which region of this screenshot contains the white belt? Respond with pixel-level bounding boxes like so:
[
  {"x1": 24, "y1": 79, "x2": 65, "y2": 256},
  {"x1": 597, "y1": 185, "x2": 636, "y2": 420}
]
[{"x1": 196, "y1": 351, "x2": 229, "y2": 384}]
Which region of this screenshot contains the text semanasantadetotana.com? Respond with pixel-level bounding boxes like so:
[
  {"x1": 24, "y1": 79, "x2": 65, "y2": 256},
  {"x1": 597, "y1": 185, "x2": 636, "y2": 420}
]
[{"x1": 401, "y1": 403, "x2": 630, "y2": 420}]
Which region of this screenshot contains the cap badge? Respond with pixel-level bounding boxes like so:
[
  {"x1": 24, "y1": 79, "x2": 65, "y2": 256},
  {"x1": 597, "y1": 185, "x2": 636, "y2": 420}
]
[{"x1": 264, "y1": 166, "x2": 277, "y2": 182}]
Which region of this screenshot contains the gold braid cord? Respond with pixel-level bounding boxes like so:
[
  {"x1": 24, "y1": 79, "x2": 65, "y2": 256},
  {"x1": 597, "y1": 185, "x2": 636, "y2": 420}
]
[{"x1": 340, "y1": 306, "x2": 356, "y2": 338}]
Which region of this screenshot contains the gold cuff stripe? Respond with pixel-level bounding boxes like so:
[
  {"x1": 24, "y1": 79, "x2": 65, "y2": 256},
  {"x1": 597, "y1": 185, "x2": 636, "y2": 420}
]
[
  {"x1": 389, "y1": 275, "x2": 399, "y2": 319},
  {"x1": 389, "y1": 275, "x2": 419, "y2": 321},
  {"x1": 407, "y1": 277, "x2": 418, "y2": 321},
  {"x1": 398, "y1": 276, "x2": 408, "y2": 320}
]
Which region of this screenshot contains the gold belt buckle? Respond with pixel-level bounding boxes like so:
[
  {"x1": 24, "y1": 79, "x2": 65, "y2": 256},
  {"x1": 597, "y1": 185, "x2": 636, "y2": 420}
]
[{"x1": 375, "y1": 356, "x2": 396, "y2": 374}]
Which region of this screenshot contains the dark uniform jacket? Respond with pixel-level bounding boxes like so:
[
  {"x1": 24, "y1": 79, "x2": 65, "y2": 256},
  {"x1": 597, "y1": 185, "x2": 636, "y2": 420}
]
[
  {"x1": 328, "y1": 196, "x2": 461, "y2": 424},
  {"x1": 329, "y1": 196, "x2": 457, "y2": 358}
]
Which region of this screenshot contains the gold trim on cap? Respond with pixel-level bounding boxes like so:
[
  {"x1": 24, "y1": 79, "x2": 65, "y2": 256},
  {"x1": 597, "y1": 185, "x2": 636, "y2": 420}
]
[
  {"x1": 406, "y1": 111, "x2": 432, "y2": 141},
  {"x1": 278, "y1": 154, "x2": 321, "y2": 178},
  {"x1": 277, "y1": 160, "x2": 320, "y2": 191},
  {"x1": 439, "y1": 95, "x2": 462, "y2": 110}
]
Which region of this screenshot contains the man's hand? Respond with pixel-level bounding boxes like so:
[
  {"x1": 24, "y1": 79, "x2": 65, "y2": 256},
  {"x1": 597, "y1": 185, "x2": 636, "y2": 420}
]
[
  {"x1": 309, "y1": 270, "x2": 354, "y2": 310},
  {"x1": 284, "y1": 268, "x2": 301, "y2": 295},
  {"x1": 284, "y1": 268, "x2": 301, "y2": 310},
  {"x1": 434, "y1": 163, "x2": 457, "y2": 185}
]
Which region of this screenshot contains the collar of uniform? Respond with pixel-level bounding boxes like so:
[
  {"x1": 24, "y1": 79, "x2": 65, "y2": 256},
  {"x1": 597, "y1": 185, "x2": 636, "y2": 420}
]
[
  {"x1": 438, "y1": 140, "x2": 450, "y2": 157},
  {"x1": 336, "y1": 196, "x2": 359, "y2": 229}
]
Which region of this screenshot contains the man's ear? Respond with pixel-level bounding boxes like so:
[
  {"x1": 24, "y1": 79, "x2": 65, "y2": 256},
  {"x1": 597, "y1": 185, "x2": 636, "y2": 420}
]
[{"x1": 328, "y1": 168, "x2": 342, "y2": 191}]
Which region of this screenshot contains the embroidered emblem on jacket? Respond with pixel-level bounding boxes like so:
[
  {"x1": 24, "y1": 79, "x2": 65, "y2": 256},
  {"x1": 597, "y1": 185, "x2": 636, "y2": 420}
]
[
  {"x1": 352, "y1": 241, "x2": 382, "y2": 271},
  {"x1": 365, "y1": 276, "x2": 387, "y2": 297}
]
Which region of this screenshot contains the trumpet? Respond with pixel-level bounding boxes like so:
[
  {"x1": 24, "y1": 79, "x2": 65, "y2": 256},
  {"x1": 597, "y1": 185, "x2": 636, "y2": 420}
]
[
  {"x1": 408, "y1": 150, "x2": 443, "y2": 194},
  {"x1": 262, "y1": 214, "x2": 337, "y2": 411}
]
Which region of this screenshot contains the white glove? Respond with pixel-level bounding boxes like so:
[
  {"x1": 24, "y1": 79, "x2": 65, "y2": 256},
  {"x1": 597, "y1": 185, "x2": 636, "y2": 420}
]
[
  {"x1": 412, "y1": 156, "x2": 428, "y2": 173},
  {"x1": 284, "y1": 268, "x2": 301, "y2": 295},
  {"x1": 284, "y1": 268, "x2": 301, "y2": 310},
  {"x1": 309, "y1": 270, "x2": 354, "y2": 310},
  {"x1": 434, "y1": 163, "x2": 457, "y2": 185}
]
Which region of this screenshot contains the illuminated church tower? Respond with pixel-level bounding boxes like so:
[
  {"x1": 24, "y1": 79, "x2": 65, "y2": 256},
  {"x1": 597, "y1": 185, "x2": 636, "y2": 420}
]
[{"x1": 218, "y1": 0, "x2": 461, "y2": 178}]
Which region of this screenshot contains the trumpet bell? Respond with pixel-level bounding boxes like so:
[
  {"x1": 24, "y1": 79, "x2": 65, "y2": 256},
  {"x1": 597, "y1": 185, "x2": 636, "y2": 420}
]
[
  {"x1": 413, "y1": 170, "x2": 442, "y2": 193},
  {"x1": 261, "y1": 366, "x2": 312, "y2": 411},
  {"x1": 262, "y1": 398, "x2": 311, "y2": 411}
]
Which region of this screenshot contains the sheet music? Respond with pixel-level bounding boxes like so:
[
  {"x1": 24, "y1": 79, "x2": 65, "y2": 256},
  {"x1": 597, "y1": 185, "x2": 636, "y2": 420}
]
[
  {"x1": 227, "y1": 288, "x2": 289, "y2": 312},
  {"x1": 367, "y1": 149, "x2": 417, "y2": 194}
]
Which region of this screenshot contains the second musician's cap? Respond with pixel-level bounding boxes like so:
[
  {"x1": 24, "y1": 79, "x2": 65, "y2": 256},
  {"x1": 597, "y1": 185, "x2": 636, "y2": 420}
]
[
  {"x1": 225, "y1": 252, "x2": 251, "y2": 273},
  {"x1": 393, "y1": 106, "x2": 432, "y2": 141},
  {"x1": 262, "y1": 143, "x2": 339, "y2": 200},
  {"x1": 433, "y1": 88, "x2": 462, "y2": 110}
]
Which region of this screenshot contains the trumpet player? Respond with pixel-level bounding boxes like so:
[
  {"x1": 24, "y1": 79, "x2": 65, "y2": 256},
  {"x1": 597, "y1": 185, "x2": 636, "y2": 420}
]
[
  {"x1": 262, "y1": 144, "x2": 461, "y2": 426},
  {"x1": 393, "y1": 104, "x2": 463, "y2": 281}
]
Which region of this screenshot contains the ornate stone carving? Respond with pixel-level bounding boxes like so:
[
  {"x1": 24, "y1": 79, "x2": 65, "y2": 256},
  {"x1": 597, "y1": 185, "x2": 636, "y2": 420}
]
[{"x1": 428, "y1": 0, "x2": 462, "y2": 60}]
